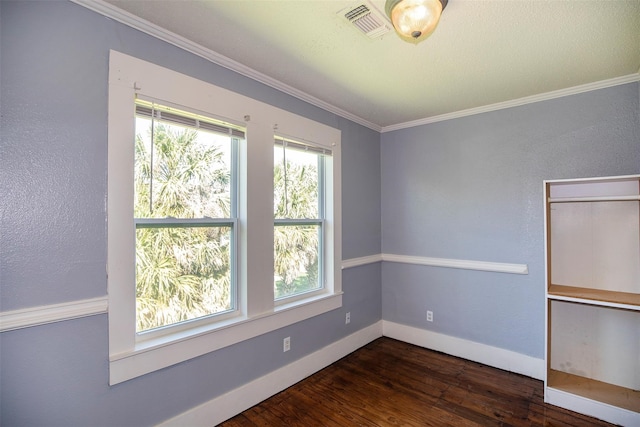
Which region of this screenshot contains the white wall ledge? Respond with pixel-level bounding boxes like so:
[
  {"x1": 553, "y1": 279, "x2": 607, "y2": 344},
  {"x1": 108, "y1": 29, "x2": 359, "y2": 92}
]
[
  {"x1": 341, "y1": 254, "x2": 383, "y2": 269},
  {"x1": 342, "y1": 253, "x2": 528, "y2": 275},
  {"x1": 382, "y1": 253, "x2": 528, "y2": 274},
  {"x1": 0, "y1": 296, "x2": 108, "y2": 332},
  {"x1": 1, "y1": 253, "x2": 526, "y2": 332}
]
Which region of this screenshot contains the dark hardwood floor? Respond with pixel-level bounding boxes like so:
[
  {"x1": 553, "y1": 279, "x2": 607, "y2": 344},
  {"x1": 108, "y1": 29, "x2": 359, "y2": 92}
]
[{"x1": 219, "y1": 337, "x2": 617, "y2": 427}]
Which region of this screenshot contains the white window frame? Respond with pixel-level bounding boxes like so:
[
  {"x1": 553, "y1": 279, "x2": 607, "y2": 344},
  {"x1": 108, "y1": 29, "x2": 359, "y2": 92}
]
[
  {"x1": 273, "y1": 137, "x2": 331, "y2": 304},
  {"x1": 107, "y1": 50, "x2": 342, "y2": 385},
  {"x1": 133, "y1": 100, "x2": 242, "y2": 336}
]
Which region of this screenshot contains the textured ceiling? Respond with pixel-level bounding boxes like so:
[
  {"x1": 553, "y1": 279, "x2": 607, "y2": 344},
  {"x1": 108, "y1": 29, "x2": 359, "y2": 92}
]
[{"x1": 100, "y1": 0, "x2": 640, "y2": 129}]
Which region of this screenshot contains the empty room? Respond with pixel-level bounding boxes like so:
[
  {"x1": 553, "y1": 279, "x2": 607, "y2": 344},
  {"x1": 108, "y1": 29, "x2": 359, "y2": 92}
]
[{"x1": 1, "y1": 1, "x2": 638, "y2": 426}]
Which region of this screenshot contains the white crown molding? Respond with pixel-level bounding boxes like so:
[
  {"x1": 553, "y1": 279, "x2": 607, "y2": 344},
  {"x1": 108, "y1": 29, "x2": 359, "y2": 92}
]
[
  {"x1": 0, "y1": 296, "x2": 108, "y2": 332},
  {"x1": 383, "y1": 320, "x2": 545, "y2": 380},
  {"x1": 70, "y1": 0, "x2": 382, "y2": 133},
  {"x1": 72, "y1": 1, "x2": 639, "y2": 135},
  {"x1": 382, "y1": 73, "x2": 640, "y2": 132},
  {"x1": 159, "y1": 321, "x2": 383, "y2": 426}
]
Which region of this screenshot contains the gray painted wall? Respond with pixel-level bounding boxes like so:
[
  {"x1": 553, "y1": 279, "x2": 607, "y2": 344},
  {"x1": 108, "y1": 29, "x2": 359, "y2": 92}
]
[
  {"x1": 381, "y1": 82, "x2": 640, "y2": 358},
  {"x1": 0, "y1": 1, "x2": 381, "y2": 425},
  {"x1": 2, "y1": 0, "x2": 639, "y2": 425}
]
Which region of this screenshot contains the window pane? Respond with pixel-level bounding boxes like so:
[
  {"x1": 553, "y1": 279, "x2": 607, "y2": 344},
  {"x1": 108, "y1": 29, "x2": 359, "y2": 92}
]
[
  {"x1": 135, "y1": 116, "x2": 232, "y2": 219},
  {"x1": 134, "y1": 105, "x2": 237, "y2": 333},
  {"x1": 274, "y1": 145, "x2": 319, "y2": 219},
  {"x1": 274, "y1": 224, "x2": 321, "y2": 299},
  {"x1": 136, "y1": 226, "x2": 233, "y2": 332}
]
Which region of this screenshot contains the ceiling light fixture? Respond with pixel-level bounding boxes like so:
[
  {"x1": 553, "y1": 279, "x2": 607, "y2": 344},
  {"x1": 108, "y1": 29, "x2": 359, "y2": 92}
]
[{"x1": 385, "y1": 0, "x2": 448, "y2": 43}]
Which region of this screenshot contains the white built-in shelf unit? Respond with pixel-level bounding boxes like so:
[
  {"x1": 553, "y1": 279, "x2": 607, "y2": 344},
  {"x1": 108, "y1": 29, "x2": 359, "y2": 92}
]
[{"x1": 544, "y1": 174, "x2": 640, "y2": 426}]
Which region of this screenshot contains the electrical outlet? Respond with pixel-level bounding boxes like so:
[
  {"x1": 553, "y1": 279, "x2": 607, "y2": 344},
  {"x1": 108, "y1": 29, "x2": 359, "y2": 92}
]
[
  {"x1": 283, "y1": 336, "x2": 290, "y2": 352},
  {"x1": 345, "y1": 312, "x2": 351, "y2": 324},
  {"x1": 426, "y1": 310, "x2": 433, "y2": 322}
]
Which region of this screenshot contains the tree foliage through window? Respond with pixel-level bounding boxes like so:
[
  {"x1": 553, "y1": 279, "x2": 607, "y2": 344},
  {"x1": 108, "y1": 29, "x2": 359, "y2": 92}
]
[
  {"x1": 274, "y1": 145, "x2": 323, "y2": 299},
  {"x1": 134, "y1": 116, "x2": 325, "y2": 331},
  {"x1": 134, "y1": 118, "x2": 233, "y2": 332}
]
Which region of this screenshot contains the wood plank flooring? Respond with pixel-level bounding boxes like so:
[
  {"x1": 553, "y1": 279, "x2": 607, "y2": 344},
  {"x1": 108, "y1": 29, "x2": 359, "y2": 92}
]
[{"x1": 219, "y1": 337, "x2": 618, "y2": 427}]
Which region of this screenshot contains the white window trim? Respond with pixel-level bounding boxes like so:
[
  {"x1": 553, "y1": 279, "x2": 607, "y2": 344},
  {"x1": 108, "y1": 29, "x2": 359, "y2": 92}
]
[
  {"x1": 273, "y1": 136, "x2": 331, "y2": 303},
  {"x1": 108, "y1": 50, "x2": 342, "y2": 385}
]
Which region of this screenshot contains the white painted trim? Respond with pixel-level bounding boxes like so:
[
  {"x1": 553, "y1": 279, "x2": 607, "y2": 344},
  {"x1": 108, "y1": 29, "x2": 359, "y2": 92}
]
[
  {"x1": 382, "y1": 320, "x2": 545, "y2": 380},
  {"x1": 70, "y1": 1, "x2": 639, "y2": 134},
  {"x1": 0, "y1": 253, "x2": 525, "y2": 332},
  {"x1": 543, "y1": 174, "x2": 640, "y2": 425},
  {"x1": 341, "y1": 253, "x2": 528, "y2": 274},
  {"x1": 159, "y1": 319, "x2": 546, "y2": 426},
  {"x1": 0, "y1": 297, "x2": 108, "y2": 332},
  {"x1": 382, "y1": 253, "x2": 528, "y2": 274},
  {"x1": 109, "y1": 293, "x2": 343, "y2": 385},
  {"x1": 107, "y1": 50, "x2": 344, "y2": 385},
  {"x1": 341, "y1": 253, "x2": 383, "y2": 269},
  {"x1": 548, "y1": 195, "x2": 640, "y2": 203},
  {"x1": 547, "y1": 294, "x2": 640, "y2": 312},
  {"x1": 544, "y1": 173, "x2": 640, "y2": 185},
  {"x1": 545, "y1": 387, "x2": 640, "y2": 426},
  {"x1": 70, "y1": 0, "x2": 381, "y2": 132},
  {"x1": 382, "y1": 73, "x2": 640, "y2": 132},
  {"x1": 159, "y1": 321, "x2": 383, "y2": 427}
]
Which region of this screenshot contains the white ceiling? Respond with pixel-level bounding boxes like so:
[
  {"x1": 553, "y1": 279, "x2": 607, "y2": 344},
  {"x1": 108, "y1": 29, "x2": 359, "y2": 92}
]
[{"x1": 98, "y1": 0, "x2": 640, "y2": 130}]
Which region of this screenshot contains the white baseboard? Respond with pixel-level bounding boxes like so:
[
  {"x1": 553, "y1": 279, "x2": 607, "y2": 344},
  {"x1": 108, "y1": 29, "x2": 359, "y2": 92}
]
[
  {"x1": 382, "y1": 320, "x2": 545, "y2": 380},
  {"x1": 159, "y1": 321, "x2": 383, "y2": 426},
  {"x1": 546, "y1": 387, "x2": 640, "y2": 426},
  {"x1": 159, "y1": 319, "x2": 546, "y2": 426}
]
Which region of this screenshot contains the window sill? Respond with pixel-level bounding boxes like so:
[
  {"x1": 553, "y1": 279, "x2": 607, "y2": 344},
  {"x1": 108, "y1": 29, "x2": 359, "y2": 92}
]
[{"x1": 109, "y1": 291, "x2": 343, "y2": 385}]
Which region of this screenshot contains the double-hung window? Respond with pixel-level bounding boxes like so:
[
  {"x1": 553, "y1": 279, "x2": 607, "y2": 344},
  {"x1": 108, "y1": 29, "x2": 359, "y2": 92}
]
[
  {"x1": 108, "y1": 50, "x2": 341, "y2": 385},
  {"x1": 133, "y1": 100, "x2": 241, "y2": 334},
  {"x1": 274, "y1": 137, "x2": 330, "y2": 301}
]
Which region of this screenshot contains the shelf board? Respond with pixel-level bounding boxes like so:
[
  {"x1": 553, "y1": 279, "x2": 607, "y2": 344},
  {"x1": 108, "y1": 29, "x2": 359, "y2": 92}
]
[
  {"x1": 547, "y1": 370, "x2": 640, "y2": 413},
  {"x1": 548, "y1": 284, "x2": 640, "y2": 308},
  {"x1": 548, "y1": 195, "x2": 640, "y2": 203}
]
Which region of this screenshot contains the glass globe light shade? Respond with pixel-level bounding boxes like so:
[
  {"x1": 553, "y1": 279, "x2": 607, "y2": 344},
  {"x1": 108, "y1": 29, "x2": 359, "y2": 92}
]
[{"x1": 386, "y1": 0, "x2": 444, "y2": 42}]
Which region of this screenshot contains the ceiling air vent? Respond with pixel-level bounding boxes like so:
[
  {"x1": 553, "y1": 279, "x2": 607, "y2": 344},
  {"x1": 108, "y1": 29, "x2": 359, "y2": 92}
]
[{"x1": 339, "y1": 2, "x2": 391, "y2": 39}]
